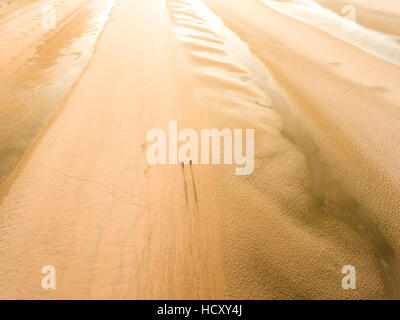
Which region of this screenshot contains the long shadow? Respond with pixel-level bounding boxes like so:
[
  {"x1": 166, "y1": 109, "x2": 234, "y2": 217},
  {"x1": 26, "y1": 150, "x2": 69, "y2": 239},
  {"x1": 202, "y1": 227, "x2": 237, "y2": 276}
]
[
  {"x1": 190, "y1": 165, "x2": 199, "y2": 211},
  {"x1": 182, "y1": 165, "x2": 189, "y2": 212}
]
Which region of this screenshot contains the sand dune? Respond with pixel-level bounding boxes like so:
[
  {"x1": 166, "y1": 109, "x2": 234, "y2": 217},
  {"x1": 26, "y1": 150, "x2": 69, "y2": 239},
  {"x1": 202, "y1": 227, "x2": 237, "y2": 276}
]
[{"x1": 0, "y1": 0, "x2": 399, "y2": 299}]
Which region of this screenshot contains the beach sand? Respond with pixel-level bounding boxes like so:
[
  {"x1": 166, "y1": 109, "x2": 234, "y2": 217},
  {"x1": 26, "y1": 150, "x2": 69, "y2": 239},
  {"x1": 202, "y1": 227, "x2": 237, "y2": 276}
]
[
  {"x1": 314, "y1": 0, "x2": 400, "y2": 36},
  {"x1": 0, "y1": 0, "x2": 399, "y2": 299}
]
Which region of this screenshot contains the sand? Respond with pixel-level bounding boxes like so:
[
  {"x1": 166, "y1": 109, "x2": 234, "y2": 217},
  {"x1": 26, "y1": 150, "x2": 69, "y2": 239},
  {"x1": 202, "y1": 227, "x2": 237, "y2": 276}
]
[
  {"x1": 314, "y1": 0, "x2": 400, "y2": 36},
  {"x1": 0, "y1": 0, "x2": 113, "y2": 182},
  {"x1": 0, "y1": 0, "x2": 399, "y2": 299}
]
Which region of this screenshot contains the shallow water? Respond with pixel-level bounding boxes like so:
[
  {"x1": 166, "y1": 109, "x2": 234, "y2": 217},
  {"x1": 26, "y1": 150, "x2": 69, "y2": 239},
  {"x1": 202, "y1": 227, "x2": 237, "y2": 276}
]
[
  {"x1": 169, "y1": 0, "x2": 400, "y2": 297},
  {"x1": 0, "y1": 0, "x2": 115, "y2": 183}
]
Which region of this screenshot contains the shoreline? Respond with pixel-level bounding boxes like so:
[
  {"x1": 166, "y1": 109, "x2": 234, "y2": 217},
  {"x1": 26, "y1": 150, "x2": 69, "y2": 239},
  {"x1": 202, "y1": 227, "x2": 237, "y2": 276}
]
[{"x1": 0, "y1": 0, "x2": 399, "y2": 299}]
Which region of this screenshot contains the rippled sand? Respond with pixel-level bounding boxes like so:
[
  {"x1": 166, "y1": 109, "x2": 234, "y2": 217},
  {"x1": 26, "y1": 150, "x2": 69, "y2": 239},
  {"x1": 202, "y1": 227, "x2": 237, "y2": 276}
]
[
  {"x1": 0, "y1": 0, "x2": 114, "y2": 181},
  {"x1": 0, "y1": 0, "x2": 399, "y2": 299}
]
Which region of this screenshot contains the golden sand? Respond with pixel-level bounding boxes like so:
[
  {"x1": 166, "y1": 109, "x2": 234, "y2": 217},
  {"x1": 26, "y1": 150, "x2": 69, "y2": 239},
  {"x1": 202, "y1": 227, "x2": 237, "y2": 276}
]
[{"x1": 0, "y1": 0, "x2": 399, "y2": 299}]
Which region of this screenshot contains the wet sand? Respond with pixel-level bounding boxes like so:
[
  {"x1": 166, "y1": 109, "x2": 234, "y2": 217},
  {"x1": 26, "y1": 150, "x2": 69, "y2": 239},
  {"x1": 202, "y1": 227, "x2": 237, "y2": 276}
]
[
  {"x1": 314, "y1": 0, "x2": 400, "y2": 36},
  {"x1": 0, "y1": 0, "x2": 114, "y2": 182},
  {"x1": 0, "y1": 0, "x2": 399, "y2": 299}
]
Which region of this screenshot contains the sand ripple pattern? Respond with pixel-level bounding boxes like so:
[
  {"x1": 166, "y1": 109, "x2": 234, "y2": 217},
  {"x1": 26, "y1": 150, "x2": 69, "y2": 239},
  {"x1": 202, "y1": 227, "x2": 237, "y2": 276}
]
[
  {"x1": 166, "y1": 0, "x2": 271, "y2": 108},
  {"x1": 166, "y1": 0, "x2": 400, "y2": 299}
]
